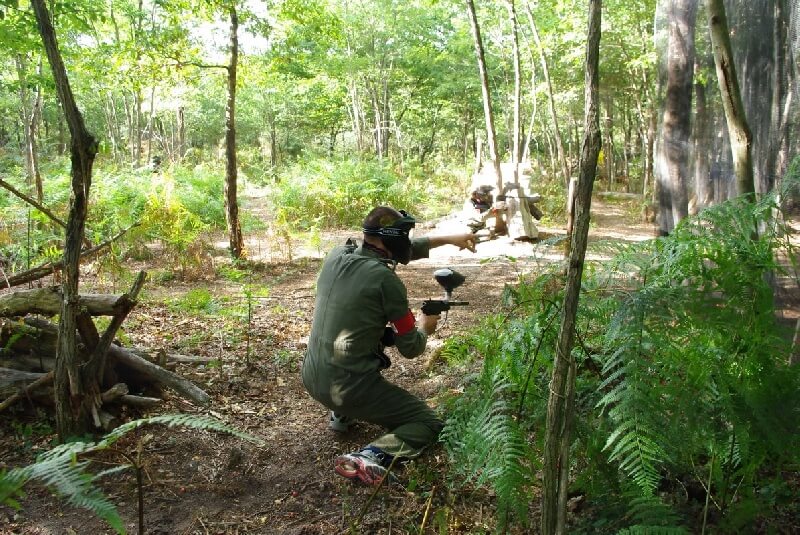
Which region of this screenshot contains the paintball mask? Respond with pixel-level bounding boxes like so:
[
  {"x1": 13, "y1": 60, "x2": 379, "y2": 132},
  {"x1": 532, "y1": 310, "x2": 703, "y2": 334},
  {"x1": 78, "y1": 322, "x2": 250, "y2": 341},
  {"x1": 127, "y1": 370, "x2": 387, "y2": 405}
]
[{"x1": 362, "y1": 209, "x2": 416, "y2": 264}]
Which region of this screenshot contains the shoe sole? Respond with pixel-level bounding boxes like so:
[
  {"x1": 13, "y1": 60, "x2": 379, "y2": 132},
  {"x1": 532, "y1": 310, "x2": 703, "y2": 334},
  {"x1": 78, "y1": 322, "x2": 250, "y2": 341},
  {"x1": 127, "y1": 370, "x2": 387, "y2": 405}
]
[{"x1": 334, "y1": 456, "x2": 386, "y2": 486}]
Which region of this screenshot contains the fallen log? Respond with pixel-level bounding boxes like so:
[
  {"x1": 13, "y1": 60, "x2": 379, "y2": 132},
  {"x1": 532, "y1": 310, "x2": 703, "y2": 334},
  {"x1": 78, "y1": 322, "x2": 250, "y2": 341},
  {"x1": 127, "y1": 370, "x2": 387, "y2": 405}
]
[
  {"x1": 107, "y1": 344, "x2": 211, "y2": 406},
  {"x1": 118, "y1": 394, "x2": 163, "y2": 409},
  {"x1": 0, "y1": 286, "x2": 133, "y2": 317},
  {"x1": 0, "y1": 367, "x2": 46, "y2": 388},
  {"x1": 0, "y1": 371, "x2": 53, "y2": 413},
  {"x1": 0, "y1": 316, "x2": 211, "y2": 407},
  {"x1": 101, "y1": 383, "x2": 129, "y2": 403}
]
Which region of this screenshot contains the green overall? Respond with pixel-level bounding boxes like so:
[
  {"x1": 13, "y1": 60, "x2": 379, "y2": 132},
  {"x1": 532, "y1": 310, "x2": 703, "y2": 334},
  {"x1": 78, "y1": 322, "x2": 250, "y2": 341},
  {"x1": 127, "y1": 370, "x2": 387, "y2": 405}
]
[{"x1": 301, "y1": 239, "x2": 444, "y2": 459}]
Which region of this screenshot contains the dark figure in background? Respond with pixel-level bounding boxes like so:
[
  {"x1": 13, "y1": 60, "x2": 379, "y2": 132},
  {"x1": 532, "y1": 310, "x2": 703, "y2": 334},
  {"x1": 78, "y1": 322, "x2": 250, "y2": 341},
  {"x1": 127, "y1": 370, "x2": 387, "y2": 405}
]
[
  {"x1": 301, "y1": 206, "x2": 476, "y2": 485},
  {"x1": 150, "y1": 155, "x2": 162, "y2": 173},
  {"x1": 469, "y1": 185, "x2": 494, "y2": 213}
]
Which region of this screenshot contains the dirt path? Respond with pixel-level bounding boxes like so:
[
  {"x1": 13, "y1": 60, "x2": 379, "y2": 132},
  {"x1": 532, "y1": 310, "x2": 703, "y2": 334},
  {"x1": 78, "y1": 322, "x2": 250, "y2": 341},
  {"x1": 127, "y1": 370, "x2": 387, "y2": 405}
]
[{"x1": 0, "y1": 200, "x2": 674, "y2": 535}]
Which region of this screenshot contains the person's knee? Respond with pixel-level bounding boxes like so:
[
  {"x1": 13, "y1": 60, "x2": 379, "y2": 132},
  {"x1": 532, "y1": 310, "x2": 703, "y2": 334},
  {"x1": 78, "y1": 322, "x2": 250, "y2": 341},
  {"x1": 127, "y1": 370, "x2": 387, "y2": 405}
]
[{"x1": 420, "y1": 416, "x2": 445, "y2": 445}]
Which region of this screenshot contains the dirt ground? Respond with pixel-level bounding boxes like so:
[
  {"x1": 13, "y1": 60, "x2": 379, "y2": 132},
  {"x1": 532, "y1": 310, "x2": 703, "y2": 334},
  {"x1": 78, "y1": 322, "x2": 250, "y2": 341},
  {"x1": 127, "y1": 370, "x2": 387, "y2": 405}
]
[{"x1": 0, "y1": 198, "x2": 794, "y2": 534}]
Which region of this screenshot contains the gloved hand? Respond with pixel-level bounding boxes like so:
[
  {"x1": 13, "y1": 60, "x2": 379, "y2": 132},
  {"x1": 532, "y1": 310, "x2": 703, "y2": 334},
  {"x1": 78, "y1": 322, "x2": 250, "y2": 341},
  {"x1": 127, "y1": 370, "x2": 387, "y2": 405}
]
[{"x1": 381, "y1": 326, "x2": 396, "y2": 347}]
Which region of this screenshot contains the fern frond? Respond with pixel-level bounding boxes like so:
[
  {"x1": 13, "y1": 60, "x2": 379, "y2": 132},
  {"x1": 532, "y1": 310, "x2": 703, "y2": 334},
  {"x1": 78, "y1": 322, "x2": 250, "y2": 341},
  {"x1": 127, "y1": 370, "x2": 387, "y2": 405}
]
[
  {"x1": 617, "y1": 526, "x2": 689, "y2": 535},
  {"x1": 6, "y1": 442, "x2": 124, "y2": 533},
  {"x1": 98, "y1": 412, "x2": 264, "y2": 449},
  {"x1": 441, "y1": 371, "x2": 535, "y2": 528},
  {"x1": 0, "y1": 412, "x2": 262, "y2": 534}
]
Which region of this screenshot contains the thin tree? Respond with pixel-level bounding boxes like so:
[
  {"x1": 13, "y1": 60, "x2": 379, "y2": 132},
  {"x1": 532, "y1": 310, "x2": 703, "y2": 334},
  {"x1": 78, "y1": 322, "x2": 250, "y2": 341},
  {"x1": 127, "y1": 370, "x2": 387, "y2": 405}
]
[
  {"x1": 707, "y1": 0, "x2": 755, "y2": 197},
  {"x1": 524, "y1": 1, "x2": 569, "y2": 184},
  {"x1": 465, "y1": 0, "x2": 504, "y2": 192},
  {"x1": 15, "y1": 55, "x2": 44, "y2": 202},
  {"x1": 541, "y1": 0, "x2": 602, "y2": 533},
  {"x1": 31, "y1": 0, "x2": 98, "y2": 439},
  {"x1": 224, "y1": 2, "x2": 245, "y2": 259},
  {"x1": 507, "y1": 0, "x2": 522, "y2": 179}
]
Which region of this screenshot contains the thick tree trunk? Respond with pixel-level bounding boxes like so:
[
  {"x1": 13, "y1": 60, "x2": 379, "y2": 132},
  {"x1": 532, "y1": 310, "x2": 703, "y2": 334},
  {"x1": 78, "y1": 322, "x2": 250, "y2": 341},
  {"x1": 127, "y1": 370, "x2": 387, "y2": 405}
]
[
  {"x1": 541, "y1": 1, "x2": 601, "y2": 533},
  {"x1": 466, "y1": 0, "x2": 504, "y2": 193},
  {"x1": 658, "y1": 0, "x2": 697, "y2": 235},
  {"x1": 707, "y1": 0, "x2": 755, "y2": 197},
  {"x1": 224, "y1": 6, "x2": 244, "y2": 259},
  {"x1": 31, "y1": 0, "x2": 98, "y2": 440}
]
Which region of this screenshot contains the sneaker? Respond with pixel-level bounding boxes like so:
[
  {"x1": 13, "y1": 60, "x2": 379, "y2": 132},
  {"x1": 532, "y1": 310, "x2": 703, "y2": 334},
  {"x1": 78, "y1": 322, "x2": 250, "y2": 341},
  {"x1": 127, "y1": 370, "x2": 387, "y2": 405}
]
[
  {"x1": 334, "y1": 449, "x2": 392, "y2": 486},
  {"x1": 329, "y1": 411, "x2": 351, "y2": 432}
]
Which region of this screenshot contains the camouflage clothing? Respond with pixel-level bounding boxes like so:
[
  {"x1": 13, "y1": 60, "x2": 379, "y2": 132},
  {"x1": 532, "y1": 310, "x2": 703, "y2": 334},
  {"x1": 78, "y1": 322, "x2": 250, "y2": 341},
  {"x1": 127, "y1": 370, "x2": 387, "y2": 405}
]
[{"x1": 301, "y1": 238, "x2": 444, "y2": 458}]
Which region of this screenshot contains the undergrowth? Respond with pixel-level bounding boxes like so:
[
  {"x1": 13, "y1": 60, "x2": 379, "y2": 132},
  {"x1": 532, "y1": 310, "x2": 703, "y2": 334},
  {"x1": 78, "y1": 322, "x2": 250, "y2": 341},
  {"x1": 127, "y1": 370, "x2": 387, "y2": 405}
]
[
  {"x1": 0, "y1": 414, "x2": 262, "y2": 534},
  {"x1": 439, "y1": 177, "x2": 800, "y2": 533}
]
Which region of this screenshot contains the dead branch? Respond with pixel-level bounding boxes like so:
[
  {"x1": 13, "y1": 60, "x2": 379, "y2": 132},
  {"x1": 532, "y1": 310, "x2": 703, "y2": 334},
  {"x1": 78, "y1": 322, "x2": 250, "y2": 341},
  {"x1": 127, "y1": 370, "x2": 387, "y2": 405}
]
[
  {"x1": 0, "y1": 370, "x2": 53, "y2": 413},
  {"x1": 1, "y1": 317, "x2": 211, "y2": 406},
  {"x1": 85, "y1": 270, "x2": 147, "y2": 381},
  {"x1": 0, "y1": 367, "x2": 47, "y2": 388}
]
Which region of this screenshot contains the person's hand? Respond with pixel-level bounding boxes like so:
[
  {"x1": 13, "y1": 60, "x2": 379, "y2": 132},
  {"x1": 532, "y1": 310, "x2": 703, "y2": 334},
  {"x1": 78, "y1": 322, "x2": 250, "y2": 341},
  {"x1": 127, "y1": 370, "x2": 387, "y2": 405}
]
[
  {"x1": 419, "y1": 313, "x2": 440, "y2": 335},
  {"x1": 452, "y1": 233, "x2": 477, "y2": 253}
]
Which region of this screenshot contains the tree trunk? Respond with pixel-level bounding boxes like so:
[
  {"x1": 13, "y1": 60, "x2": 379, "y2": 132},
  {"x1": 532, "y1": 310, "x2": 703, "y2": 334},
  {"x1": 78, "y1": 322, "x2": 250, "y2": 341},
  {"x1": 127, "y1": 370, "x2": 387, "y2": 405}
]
[
  {"x1": 657, "y1": 0, "x2": 697, "y2": 234},
  {"x1": 507, "y1": 0, "x2": 522, "y2": 180},
  {"x1": 466, "y1": 0, "x2": 504, "y2": 193},
  {"x1": 693, "y1": 57, "x2": 713, "y2": 209},
  {"x1": 522, "y1": 45, "x2": 538, "y2": 163},
  {"x1": 224, "y1": 5, "x2": 244, "y2": 259},
  {"x1": 526, "y1": 3, "x2": 569, "y2": 185},
  {"x1": 541, "y1": 1, "x2": 601, "y2": 533},
  {"x1": 16, "y1": 55, "x2": 44, "y2": 202},
  {"x1": 146, "y1": 84, "x2": 156, "y2": 165},
  {"x1": 177, "y1": 105, "x2": 186, "y2": 161},
  {"x1": 603, "y1": 96, "x2": 615, "y2": 190},
  {"x1": 31, "y1": 0, "x2": 98, "y2": 440},
  {"x1": 707, "y1": 0, "x2": 755, "y2": 197}
]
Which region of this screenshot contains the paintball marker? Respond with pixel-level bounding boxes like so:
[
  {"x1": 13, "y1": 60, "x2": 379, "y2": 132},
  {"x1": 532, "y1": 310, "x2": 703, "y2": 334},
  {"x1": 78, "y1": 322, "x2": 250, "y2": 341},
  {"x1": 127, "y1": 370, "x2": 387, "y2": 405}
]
[{"x1": 421, "y1": 268, "x2": 469, "y2": 315}]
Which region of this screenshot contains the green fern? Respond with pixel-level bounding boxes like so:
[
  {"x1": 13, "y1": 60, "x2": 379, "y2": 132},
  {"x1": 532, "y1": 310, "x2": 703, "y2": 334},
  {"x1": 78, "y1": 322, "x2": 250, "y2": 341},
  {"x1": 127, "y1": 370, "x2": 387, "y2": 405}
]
[
  {"x1": 617, "y1": 526, "x2": 689, "y2": 535},
  {"x1": 593, "y1": 181, "x2": 800, "y2": 527},
  {"x1": 441, "y1": 371, "x2": 535, "y2": 530},
  {"x1": 0, "y1": 413, "x2": 263, "y2": 534}
]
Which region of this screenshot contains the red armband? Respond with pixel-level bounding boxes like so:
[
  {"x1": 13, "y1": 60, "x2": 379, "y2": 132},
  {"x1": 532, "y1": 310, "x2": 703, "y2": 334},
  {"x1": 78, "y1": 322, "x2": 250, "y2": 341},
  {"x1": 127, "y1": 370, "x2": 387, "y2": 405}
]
[{"x1": 390, "y1": 309, "x2": 416, "y2": 336}]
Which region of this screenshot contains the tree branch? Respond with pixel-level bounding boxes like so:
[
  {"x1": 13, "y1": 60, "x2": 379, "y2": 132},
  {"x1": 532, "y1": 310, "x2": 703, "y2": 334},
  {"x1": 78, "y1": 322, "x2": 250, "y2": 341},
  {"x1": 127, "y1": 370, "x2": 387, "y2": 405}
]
[
  {"x1": 0, "y1": 176, "x2": 67, "y2": 229},
  {"x1": 0, "y1": 223, "x2": 139, "y2": 289}
]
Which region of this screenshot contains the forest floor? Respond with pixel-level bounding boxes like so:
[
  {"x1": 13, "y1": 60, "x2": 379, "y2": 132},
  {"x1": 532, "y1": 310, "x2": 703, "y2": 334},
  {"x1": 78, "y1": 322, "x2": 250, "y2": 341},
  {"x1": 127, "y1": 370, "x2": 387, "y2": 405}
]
[{"x1": 0, "y1": 194, "x2": 797, "y2": 535}]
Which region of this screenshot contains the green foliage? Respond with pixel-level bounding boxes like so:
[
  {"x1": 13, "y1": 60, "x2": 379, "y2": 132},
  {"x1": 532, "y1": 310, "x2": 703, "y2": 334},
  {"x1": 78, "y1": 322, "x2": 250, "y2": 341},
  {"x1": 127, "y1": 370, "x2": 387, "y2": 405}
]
[
  {"x1": 440, "y1": 180, "x2": 800, "y2": 531},
  {"x1": 0, "y1": 414, "x2": 262, "y2": 534},
  {"x1": 169, "y1": 288, "x2": 219, "y2": 314},
  {"x1": 441, "y1": 371, "x2": 535, "y2": 531},
  {"x1": 271, "y1": 156, "x2": 467, "y2": 231}
]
